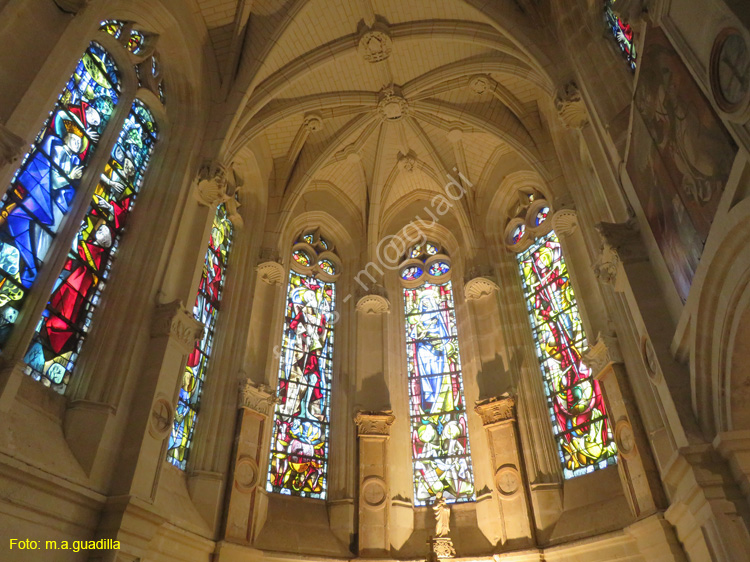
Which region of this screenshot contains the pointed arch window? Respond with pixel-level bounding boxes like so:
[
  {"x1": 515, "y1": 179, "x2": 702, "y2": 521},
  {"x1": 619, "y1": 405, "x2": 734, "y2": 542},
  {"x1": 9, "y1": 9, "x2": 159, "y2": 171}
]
[
  {"x1": 266, "y1": 231, "x2": 339, "y2": 498},
  {"x1": 507, "y1": 201, "x2": 617, "y2": 479},
  {"x1": 604, "y1": 1, "x2": 637, "y2": 71},
  {"x1": 167, "y1": 200, "x2": 237, "y2": 469},
  {"x1": 399, "y1": 242, "x2": 475, "y2": 505},
  {"x1": 0, "y1": 21, "x2": 166, "y2": 392}
]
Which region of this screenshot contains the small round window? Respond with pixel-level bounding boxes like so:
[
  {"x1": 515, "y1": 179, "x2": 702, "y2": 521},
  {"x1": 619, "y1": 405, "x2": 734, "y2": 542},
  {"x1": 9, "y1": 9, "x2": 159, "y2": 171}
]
[
  {"x1": 318, "y1": 259, "x2": 336, "y2": 275},
  {"x1": 401, "y1": 265, "x2": 424, "y2": 281},
  {"x1": 292, "y1": 249, "x2": 311, "y2": 266}
]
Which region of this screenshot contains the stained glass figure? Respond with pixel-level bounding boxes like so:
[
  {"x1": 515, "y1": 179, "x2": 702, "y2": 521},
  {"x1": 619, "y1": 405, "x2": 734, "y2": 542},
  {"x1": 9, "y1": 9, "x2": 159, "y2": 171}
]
[
  {"x1": 428, "y1": 261, "x2": 451, "y2": 276},
  {"x1": 409, "y1": 244, "x2": 422, "y2": 259},
  {"x1": 405, "y1": 280, "x2": 475, "y2": 505},
  {"x1": 267, "y1": 270, "x2": 336, "y2": 498},
  {"x1": 318, "y1": 259, "x2": 335, "y2": 275},
  {"x1": 605, "y1": 1, "x2": 637, "y2": 71},
  {"x1": 301, "y1": 234, "x2": 314, "y2": 245},
  {"x1": 167, "y1": 202, "x2": 235, "y2": 469},
  {"x1": 535, "y1": 207, "x2": 550, "y2": 226},
  {"x1": 425, "y1": 243, "x2": 439, "y2": 256},
  {"x1": 401, "y1": 265, "x2": 423, "y2": 281},
  {"x1": 0, "y1": 43, "x2": 119, "y2": 347},
  {"x1": 517, "y1": 232, "x2": 617, "y2": 478},
  {"x1": 100, "y1": 20, "x2": 145, "y2": 54},
  {"x1": 512, "y1": 224, "x2": 525, "y2": 244},
  {"x1": 319, "y1": 237, "x2": 329, "y2": 250},
  {"x1": 292, "y1": 249, "x2": 311, "y2": 266},
  {"x1": 23, "y1": 100, "x2": 157, "y2": 392}
]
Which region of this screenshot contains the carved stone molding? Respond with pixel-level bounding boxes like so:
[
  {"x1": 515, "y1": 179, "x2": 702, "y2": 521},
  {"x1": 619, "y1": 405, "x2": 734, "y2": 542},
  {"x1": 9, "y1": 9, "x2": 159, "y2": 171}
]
[
  {"x1": 239, "y1": 379, "x2": 277, "y2": 416},
  {"x1": 583, "y1": 334, "x2": 624, "y2": 379},
  {"x1": 303, "y1": 112, "x2": 324, "y2": 133},
  {"x1": 378, "y1": 86, "x2": 409, "y2": 122},
  {"x1": 358, "y1": 26, "x2": 392, "y2": 63},
  {"x1": 551, "y1": 209, "x2": 578, "y2": 237},
  {"x1": 194, "y1": 160, "x2": 236, "y2": 208},
  {"x1": 150, "y1": 300, "x2": 204, "y2": 354},
  {"x1": 53, "y1": 0, "x2": 88, "y2": 13},
  {"x1": 468, "y1": 74, "x2": 495, "y2": 95},
  {"x1": 464, "y1": 277, "x2": 499, "y2": 300},
  {"x1": 555, "y1": 82, "x2": 589, "y2": 129},
  {"x1": 474, "y1": 394, "x2": 515, "y2": 425},
  {"x1": 0, "y1": 123, "x2": 25, "y2": 167},
  {"x1": 354, "y1": 410, "x2": 395, "y2": 436},
  {"x1": 256, "y1": 261, "x2": 285, "y2": 285},
  {"x1": 356, "y1": 294, "x2": 390, "y2": 314}
]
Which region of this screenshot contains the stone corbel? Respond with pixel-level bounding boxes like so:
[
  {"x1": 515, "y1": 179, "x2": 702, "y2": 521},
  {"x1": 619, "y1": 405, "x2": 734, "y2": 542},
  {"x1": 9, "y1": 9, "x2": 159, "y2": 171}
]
[
  {"x1": 150, "y1": 300, "x2": 203, "y2": 354},
  {"x1": 238, "y1": 379, "x2": 277, "y2": 417},
  {"x1": 194, "y1": 160, "x2": 239, "y2": 209},
  {"x1": 356, "y1": 293, "x2": 390, "y2": 315},
  {"x1": 464, "y1": 276, "x2": 499, "y2": 301},
  {"x1": 474, "y1": 394, "x2": 516, "y2": 426},
  {"x1": 583, "y1": 334, "x2": 624, "y2": 379},
  {"x1": 0, "y1": 123, "x2": 25, "y2": 168},
  {"x1": 354, "y1": 410, "x2": 395, "y2": 436},
  {"x1": 555, "y1": 82, "x2": 589, "y2": 130},
  {"x1": 256, "y1": 261, "x2": 285, "y2": 286},
  {"x1": 551, "y1": 209, "x2": 578, "y2": 237}
]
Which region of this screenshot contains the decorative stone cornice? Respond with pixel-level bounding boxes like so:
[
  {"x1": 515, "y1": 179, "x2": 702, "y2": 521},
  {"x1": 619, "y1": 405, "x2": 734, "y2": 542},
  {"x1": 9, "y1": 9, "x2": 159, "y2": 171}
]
[
  {"x1": 303, "y1": 112, "x2": 324, "y2": 133},
  {"x1": 354, "y1": 410, "x2": 395, "y2": 436},
  {"x1": 0, "y1": 123, "x2": 25, "y2": 167},
  {"x1": 583, "y1": 334, "x2": 624, "y2": 379},
  {"x1": 378, "y1": 86, "x2": 409, "y2": 122},
  {"x1": 194, "y1": 161, "x2": 235, "y2": 208},
  {"x1": 256, "y1": 261, "x2": 285, "y2": 285},
  {"x1": 150, "y1": 300, "x2": 204, "y2": 354},
  {"x1": 464, "y1": 277, "x2": 499, "y2": 301},
  {"x1": 551, "y1": 209, "x2": 578, "y2": 237},
  {"x1": 239, "y1": 379, "x2": 277, "y2": 416},
  {"x1": 475, "y1": 394, "x2": 516, "y2": 426},
  {"x1": 358, "y1": 25, "x2": 392, "y2": 63},
  {"x1": 53, "y1": 0, "x2": 88, "y2": 13},
  {"x1": 356, "y1": 294, "x2": 390, "y2": 314},
  {"x1": 555, "y1": 82, "x2": 589, "y2": 130},
  {"x1": 468, "y1": 74, "x2": 495, "y2": 95}
]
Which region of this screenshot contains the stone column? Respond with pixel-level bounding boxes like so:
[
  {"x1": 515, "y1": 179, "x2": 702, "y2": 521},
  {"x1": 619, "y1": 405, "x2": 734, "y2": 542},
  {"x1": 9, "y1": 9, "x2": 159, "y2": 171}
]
[
  {"x1": 583, "y1": 335, "x2": 668, "y2": 519},
  {"x1": 474, "y1": 395, "x2": 534, "y2": 548},
  {"x1": 222, "y1": 380, "x2": 276, "y2": 545},
  {"x1": 244, "y1": 260, "x2": 285, "y2": 385},
  {"x1": 354, "y1": 410, "x2": 395, "y2": 557}
]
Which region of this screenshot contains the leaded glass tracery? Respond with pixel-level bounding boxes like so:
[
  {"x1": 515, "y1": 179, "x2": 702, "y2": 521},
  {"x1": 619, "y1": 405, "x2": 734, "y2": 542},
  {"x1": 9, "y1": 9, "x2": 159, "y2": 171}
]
[
  {"x1": 266, "y1": 231, "x2": 338, "y2": 498},
  {"x1": 400, "y1": 243, "x2": 475, "y2": 505},
  {"x1": 167, "y1": 201, "x2": 236, "y2": 469},
  {"x1": 513, "y1": 211, "x2": 617, "y2": 478},
  {"x1": 0, "y1": 42, "x2": 120, "y2": 347}
]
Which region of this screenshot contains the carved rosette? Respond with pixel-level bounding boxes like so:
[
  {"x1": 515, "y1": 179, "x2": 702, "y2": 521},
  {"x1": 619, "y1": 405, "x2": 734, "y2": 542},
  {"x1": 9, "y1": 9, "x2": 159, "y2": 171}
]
[
  {"x1": 256, "y1": 261, "x2": 285, "y2": 285},
  {"x1": 464, "y1": 276, "x2": 499, "y2": 301},
  {"x1": 354, "y1": 411, "x2": 395, "y2": 436},
  {"x1": 474, "y1": 395, "x2": 515, "y2": 426},
  {"x1": 239, "y1": 379, "x2": 277, "y2": 416},
  {"x1": 555, "y1": 82, "x2": 589, "y2": 129},
  {"x1": 356, "y1": 294, "x2": 390, "y2": 314},
  {"x1": 551, "y1": 209, "x2": 578, "y2": 237},
  {"x1": 358, "y1": 27, "x2": 393, "y2": 63},
  {"x1": 468, "y1": 74, "x2": 495, "y2": 95},
  {"x1": 0, "y1": 123, "x2": 25, "y2": 167},
  {"x1": 150, "y1": 300, "x2": 204, "y2": 354},
  {"x1": 583, "y1": 334, "x2": 624, "y2": 379}
]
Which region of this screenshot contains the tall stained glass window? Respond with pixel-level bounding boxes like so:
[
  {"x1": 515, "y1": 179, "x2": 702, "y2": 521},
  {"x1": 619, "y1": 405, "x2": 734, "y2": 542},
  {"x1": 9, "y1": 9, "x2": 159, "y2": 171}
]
[
  {"x1": 267, "y1": 231, "x2": 338, "y2": 498},
  {"x1": 167, "y1": 202, "x2": 236, "y2": 469},
  {"x1": 605, "y1": 0, "x2": 637, "y2": 71},
  {"x1": 512, "y1": 206, "x2": 617, "y2": 479},
  {"x1": 400, "y1": 242, "x2": 475, "y2": 505},
  {"x1": 0, "y1": 43, "x2": 120, "y2": 346}
]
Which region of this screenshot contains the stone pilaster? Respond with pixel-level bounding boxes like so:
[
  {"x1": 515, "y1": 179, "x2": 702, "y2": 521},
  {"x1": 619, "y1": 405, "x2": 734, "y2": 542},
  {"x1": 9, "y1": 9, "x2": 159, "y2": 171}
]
[
  {"x1": 474, "y1": 396, "x2": 534, "y2": 548},
  {"x1": 244, "y1": 260, "x2": 285, "y2": 386},
  {"x1": 223, "y1": 380, "x2": 277, "y2": 544},
  {"x1": 354, "y1": 411, "x2": 395, "y2": 557}
]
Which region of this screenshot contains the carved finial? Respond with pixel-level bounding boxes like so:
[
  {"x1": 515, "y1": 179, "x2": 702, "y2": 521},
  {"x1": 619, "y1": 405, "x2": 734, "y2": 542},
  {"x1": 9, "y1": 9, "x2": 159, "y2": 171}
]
[{"x1": 555, "y1": 82, "x2": 588, "y2": 129}]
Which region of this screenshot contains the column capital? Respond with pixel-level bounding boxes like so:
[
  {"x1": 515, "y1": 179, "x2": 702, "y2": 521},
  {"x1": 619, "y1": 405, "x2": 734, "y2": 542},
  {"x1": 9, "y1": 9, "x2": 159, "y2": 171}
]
[
  {"x1": 354, "y1": 410, "x2": 395, "y2": 436},
  {"x1": 256, "y1": 261, "x2": 285, "y2": 285},
  {"x1": 150, "y1": 300, "x2": 203, "y2": 354},
  {"x1": 593, "y1": 218, "x2": 647, "y2": 290},
  {"x1": 555, "y1": 81, "x2": 589, "y2": 130},
  {"x1": 474, "y1": 394, "x2": 516, "y2": 426},
  {"x1": 238, "y1": 379, "x2": 277, "y2": 416},
  {"x1": 464, "y1": 276, "x2": 499, "y2": 301},
  {"x1": 0, "y1": 122, "x2": 25, "y2": 168},
  {"x1": 551, "y1": 208, "x2": 578, "y2": 237},
  {"x1": 583, "y1": 333, "x2": 624, "y2": 379}
]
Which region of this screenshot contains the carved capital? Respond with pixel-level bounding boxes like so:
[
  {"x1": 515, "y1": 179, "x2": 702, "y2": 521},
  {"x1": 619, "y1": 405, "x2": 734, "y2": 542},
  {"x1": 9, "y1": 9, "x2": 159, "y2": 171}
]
[
  {"x1": 356, "y1": 294, "x2": 390, "y2": 314},
  {"x1": 474, "y1": 394, "x2": 516, "y2": 426},
  {"x1": 555, "y1": 82, "x2": 589, "y2": 129},
  {"x1": 358, "y1": 25, "x2": 392, "y2": 63},
  {"x1": 194, "y1": 161, "x2": 238, "y2": 207},
  {"x1": 596, "y1": 218, "x2": 648, "y2": 265},
  {"x1": 464, "y1": 277, "x2": 499, "y2": 301},
  {"x1": 150, "y1": 300, "x2": 204, "y2": 354},
  {"x1": 583, "y1": 334, "x2": 624, "y2": 378},
  {"x1": 468, "y1": 74, "x2": 496, "y2": 95},
  {"x1": 0, "y1": 123, "x2": 25, "y2": 167},
  {"x1": 551, "y1": 209, "x2": 578, "y2": 237},
  {"x1": 256, "y1": 261, "x2": 285, "y2": 285},
  {"x1": 354, "y1": 410, "x2": 395, "y2": 436},
  {"x1": 53, "y1": 0, "x2": 88, "y2": 13},
  {"x1": 239, "y1": 379, "x2": 277, "y2": 416}
]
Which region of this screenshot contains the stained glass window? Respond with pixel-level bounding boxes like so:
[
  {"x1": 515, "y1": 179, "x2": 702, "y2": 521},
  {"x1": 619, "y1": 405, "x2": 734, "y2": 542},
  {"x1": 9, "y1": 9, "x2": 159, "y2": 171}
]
[
  {"x1": 23, "y1": 100, "x2": 158, "y2": 392},
  {"x1": 517, "y1": 231, "x2": 617, "y2": 478},
  {"x1": 0, "y1": 43, "x2": 119, "y2": 347},
  {"x1": 167, "y1": 202, "x2": 235, "y2": 469},
  {"x1": 100, "y1": 20, "x2": 145, "y2": 54},
  {"x1": 403, "y1": 244, "x2": 475, "y2": 505},
  {"x1": 605, "y1": 1, "x2": 637, "y2": 71},
  {"x1": 267, "y1": 262, "x2": 336, "y2": 498},
  {"x1": 512, "y1": 224, "x2": 525, "y2": 244}
]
